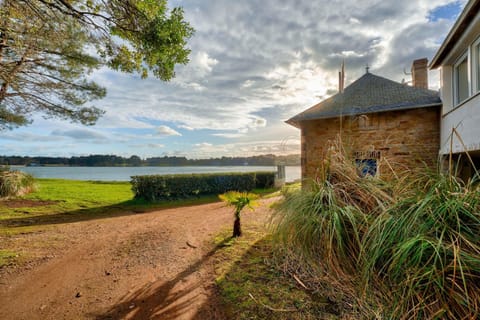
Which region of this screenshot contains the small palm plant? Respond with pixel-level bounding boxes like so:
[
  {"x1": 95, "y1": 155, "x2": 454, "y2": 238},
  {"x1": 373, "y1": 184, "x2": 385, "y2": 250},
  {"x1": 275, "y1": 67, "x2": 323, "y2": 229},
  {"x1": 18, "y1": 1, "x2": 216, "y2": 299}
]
[{"x1": 219, "y1": 191, "x2": 259, "y2": 237}]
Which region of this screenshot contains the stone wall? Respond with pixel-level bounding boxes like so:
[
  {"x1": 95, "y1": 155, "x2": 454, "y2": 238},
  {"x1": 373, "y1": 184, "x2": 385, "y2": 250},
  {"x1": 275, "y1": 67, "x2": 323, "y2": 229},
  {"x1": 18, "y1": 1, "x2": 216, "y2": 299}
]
[{"x1": 300, "y1": 107, "x2": 440, "y2": 180}]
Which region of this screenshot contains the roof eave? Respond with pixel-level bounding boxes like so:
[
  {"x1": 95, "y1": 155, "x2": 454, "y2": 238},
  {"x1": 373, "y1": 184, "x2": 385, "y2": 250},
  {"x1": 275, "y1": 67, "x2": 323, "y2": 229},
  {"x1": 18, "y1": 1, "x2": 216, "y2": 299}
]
[
  {"x1": 285, "y1": 118, "x2": 301, "y2": 129},
  {"x1": 286, "y1": 102, "x2": 442, "y2": 126},
  {"x1": 430, "y1": 0, "x2": 480, "y2": 69}
]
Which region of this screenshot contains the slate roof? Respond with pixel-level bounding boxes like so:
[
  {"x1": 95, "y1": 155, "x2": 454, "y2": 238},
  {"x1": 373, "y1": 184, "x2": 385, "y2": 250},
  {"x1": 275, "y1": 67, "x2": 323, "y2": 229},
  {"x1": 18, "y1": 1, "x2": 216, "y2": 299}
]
[{"x1": 286, "y1": 72, "x2": 442, "y2": 128}]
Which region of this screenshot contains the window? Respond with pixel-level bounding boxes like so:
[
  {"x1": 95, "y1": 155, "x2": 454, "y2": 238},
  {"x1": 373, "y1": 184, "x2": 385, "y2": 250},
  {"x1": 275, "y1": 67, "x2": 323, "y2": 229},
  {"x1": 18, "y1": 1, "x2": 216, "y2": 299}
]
[
  {"x1": 354, "y1": 150, "x2": 381, "y2": 177},
  {"x1": 357, "y1": 114, "x2": 379, "y2": 131},
  {"x1": 476, "y1": 41, "x2": 480, "y2": 92},
  {"x1": 454, "y1": 53, "x2": 469, "y2": 104},
  {"x1": 355, "y1": 159, "x2": 377, "y2": 177}
]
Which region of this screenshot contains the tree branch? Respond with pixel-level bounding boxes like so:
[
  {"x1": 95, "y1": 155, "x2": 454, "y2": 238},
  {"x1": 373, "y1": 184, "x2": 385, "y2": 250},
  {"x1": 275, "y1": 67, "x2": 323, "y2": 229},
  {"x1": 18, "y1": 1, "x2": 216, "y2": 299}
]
[{"x1": 0, "y1": 46, "x2": 32, "y2": 103}]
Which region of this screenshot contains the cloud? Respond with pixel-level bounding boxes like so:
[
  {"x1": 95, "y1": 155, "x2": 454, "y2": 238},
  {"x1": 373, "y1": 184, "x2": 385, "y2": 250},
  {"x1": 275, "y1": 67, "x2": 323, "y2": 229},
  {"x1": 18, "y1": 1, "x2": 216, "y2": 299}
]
[
  {"x1": 156, "y1": 125, "x2": 182, "y2": 136},
  {"x1": 0, "y1": 0, "x2": 465, "y2": 158},
  {"x1": 211, "y1": 132, "x2": 246, "y2": 138},
  {"x1": 0, "y1": 132, "x2": 63, "y2": 142},
  {"x1": 172, "y1": 51, "x2": 218, "y2": 88},
  {"x1": 191, "y1": 51, "x2": 219, "y2": 76},
  {"x1": 51, "y1": 129, "x2": 106, "y2": 140},
  {"x1": 178, "y1": 124, "x2": 194, "y2": 131},
  {"x1": 85, "y1": 0, "x2": 459, "y2": 137},
  {"x1": 242, "y1": 80, "x2": 255, "y2": 88},
  {"x1": 187, "y1": 137, "x2": 302, "y2": 158},
  {"x1": 148, "y1": 143, "x2": 165, "y2": 148},
  {"x1": 252, "y1": 118, "x2": 267, "y2": 128},
  {"x1": 195, "y1": 142, "x2": 213, "y2": 148}
]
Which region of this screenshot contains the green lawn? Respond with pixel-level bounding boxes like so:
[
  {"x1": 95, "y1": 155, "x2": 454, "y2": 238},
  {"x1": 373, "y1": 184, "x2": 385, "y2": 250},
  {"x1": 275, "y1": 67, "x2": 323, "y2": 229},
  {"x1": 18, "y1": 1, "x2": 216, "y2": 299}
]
[
  {"x1": 26, "y1": 179, "x2": 134, "y2": 210},
  {"x1": 0, "y1": 178, "x2": 219, "y2": 235}
]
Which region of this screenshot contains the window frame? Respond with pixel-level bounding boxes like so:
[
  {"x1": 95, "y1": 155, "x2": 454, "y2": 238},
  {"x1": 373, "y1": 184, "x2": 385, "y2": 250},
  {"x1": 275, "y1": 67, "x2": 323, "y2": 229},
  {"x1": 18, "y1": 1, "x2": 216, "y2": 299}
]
[
  {"x1": 473, "y1": 36, "x2": 480, "y2": 93},
  {"x1": 453, "y1": 51, "x2": 470, "y2": 105}
]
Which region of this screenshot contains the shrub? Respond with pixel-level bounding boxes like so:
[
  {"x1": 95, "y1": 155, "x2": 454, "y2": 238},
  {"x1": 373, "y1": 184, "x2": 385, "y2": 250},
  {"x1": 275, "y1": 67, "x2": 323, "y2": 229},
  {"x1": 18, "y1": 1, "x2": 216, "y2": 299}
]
[
  {"x1": 253, "y1": 171, "x2": 275, "y2": 189},
  {"x1": 0, "y1": 170, "x2": 36, "y2": 198},
  {"x1": 131, "y1": 172, "x2": 274, "y2": 201}
]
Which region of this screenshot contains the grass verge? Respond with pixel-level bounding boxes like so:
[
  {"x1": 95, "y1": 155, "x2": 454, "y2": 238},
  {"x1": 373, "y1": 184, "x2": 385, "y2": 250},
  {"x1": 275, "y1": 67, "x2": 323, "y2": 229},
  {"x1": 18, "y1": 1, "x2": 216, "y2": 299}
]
[{"x1": 213, "y1": 223, "x2": 340, "y2": 319}]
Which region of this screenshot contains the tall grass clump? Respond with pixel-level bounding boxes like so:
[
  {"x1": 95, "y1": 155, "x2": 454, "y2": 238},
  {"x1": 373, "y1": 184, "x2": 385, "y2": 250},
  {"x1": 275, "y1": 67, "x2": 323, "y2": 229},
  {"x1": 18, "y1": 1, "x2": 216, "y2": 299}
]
[
  {"x1": 363, "y1": 173, "x2": 480, "y2": 319},
  {"x1": 0, "y1": 170, "x2": 36, "y2": 198},
  {"x1": 271, "y1": 137, "x2": 480, "y2": 318},
  {"x1": 274, "y1": 183, "x2": 363, "y2": 274},
  {"x1": 272, "y1": 141, "x2": 394, "y2": 275}
]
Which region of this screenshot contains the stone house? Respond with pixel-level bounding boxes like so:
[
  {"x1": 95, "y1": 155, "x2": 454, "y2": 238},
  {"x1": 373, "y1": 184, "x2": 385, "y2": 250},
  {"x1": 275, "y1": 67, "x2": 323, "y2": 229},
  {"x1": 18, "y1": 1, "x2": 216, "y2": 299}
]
[
  {"x1": 287, "y1": 61, "x2": 442, "y2": 181},
  {"x1": 430, "y1": 0, "x2": 480, "y2": 178}
]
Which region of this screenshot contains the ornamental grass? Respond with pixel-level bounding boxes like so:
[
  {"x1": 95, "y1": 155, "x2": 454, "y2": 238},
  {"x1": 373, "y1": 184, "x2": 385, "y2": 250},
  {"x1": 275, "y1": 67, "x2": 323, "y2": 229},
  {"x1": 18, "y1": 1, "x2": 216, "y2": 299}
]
[
  {"x1": 0, "y1": 169, "x2": 36, "y2": 198},
  {"x1": 271, "y1": 140, "x2": 480, "y2": 319}
]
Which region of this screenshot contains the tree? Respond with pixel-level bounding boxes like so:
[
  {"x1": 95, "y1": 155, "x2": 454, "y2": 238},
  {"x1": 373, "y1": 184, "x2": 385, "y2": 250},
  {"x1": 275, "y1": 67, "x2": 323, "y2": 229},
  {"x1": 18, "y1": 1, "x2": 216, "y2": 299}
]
[
  {"x1": 219, "y1": 191, "x2": 259, "y2": 237},
  {"x1": 0, "y1": 0, "x2": 194, "y2": 130}
]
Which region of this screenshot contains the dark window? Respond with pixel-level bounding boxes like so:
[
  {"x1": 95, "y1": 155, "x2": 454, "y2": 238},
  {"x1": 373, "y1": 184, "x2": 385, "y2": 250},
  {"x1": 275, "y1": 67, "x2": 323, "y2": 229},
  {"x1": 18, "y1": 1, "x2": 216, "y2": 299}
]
[
  {"x1": 455, "y1": 55, "x2": 469, "y2": 104},
  {"x1": 355, "y1": 159, "x2": 377, "y2": 177},
  {"x1": 476, "y1": 42, "x2": 480, "y2": 92}
]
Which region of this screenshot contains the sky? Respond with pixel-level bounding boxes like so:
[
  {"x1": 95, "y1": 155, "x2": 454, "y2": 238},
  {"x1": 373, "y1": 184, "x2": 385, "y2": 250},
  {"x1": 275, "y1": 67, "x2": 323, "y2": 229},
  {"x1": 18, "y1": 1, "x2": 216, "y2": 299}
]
[{"x1": 0, "y1": 0, "x2": 467, "y2": 159}]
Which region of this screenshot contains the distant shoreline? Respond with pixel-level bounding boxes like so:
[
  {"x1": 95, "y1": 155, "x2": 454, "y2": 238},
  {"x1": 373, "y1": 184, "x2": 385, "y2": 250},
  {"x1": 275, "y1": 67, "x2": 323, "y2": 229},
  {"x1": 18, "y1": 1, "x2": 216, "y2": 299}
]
[
  {"x1": 11, "y1": 164, "x2": 292, "y2": 168},
  {"x1": 1, "y1": 154, "x2": 300, "y2": 167},
  {"x1": 14, "y1": 165, "x2": 301, "y2": 182}
]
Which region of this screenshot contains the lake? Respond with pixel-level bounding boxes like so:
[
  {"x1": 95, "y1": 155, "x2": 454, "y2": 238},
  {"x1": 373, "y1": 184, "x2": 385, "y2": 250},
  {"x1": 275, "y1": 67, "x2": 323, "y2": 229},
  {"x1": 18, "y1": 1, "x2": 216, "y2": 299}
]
[{"x1": 16, "y1": 166, "x2": 301, "y2": 183}]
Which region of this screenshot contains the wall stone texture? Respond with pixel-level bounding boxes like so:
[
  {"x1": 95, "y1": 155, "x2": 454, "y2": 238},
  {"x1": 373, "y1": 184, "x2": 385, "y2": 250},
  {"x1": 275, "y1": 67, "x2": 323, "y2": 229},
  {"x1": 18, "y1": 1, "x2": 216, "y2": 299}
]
[{"x1": 300, "y1": 107, "x2": 441, "y2": 181}]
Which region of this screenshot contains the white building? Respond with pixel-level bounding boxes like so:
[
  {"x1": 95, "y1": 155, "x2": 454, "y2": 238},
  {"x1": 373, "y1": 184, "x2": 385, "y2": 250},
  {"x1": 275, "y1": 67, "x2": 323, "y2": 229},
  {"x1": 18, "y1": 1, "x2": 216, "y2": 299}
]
[{"x1": 430, "y1": 0, "x2": 480, "y2": 177}]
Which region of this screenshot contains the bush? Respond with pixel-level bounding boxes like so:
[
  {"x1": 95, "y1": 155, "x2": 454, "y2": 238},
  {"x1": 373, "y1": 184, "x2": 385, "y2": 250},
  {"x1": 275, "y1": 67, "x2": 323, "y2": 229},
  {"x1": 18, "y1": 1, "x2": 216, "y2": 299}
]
[
  {"x1": 253, "y1": 171, "x2": 275, "y2": 189},
  {"x1": 0, "y1": 170, "x2": 36, "y2": 198},
  {"x1": 131, "y1": 171, "x2": 274, "y2": 201}
]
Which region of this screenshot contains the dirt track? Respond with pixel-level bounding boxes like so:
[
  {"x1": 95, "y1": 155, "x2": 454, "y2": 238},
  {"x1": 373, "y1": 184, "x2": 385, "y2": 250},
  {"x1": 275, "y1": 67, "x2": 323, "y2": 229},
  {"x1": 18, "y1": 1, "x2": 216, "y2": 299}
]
[{"x1": 0, "y1": 200, "x2": 274, "y2": 319}]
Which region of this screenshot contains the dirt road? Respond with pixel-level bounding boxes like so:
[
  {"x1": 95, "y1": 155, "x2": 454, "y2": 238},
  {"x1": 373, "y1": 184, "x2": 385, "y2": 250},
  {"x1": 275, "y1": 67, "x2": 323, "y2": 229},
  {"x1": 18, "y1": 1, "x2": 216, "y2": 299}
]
[{"x1": 0, "y1": 200, "x2": 274, "y2": 319}]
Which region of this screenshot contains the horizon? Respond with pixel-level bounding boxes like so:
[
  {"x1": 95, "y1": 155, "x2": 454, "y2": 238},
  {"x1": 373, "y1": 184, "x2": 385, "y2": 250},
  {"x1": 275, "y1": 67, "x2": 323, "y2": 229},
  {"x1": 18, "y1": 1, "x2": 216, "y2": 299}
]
[
  {"x1": 0, "y1": 1, "x2": 466, "y2": 158},
  {"x1": 0, "y1": 153, "x2": 300, "y2": 161}
]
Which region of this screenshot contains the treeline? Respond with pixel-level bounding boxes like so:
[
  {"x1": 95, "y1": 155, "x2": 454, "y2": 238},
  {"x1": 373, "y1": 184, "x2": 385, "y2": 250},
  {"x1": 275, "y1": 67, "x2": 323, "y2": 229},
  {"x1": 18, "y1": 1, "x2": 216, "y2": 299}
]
[{"x1": 0, "y1": 154, "x2": 300, "y2": 167}]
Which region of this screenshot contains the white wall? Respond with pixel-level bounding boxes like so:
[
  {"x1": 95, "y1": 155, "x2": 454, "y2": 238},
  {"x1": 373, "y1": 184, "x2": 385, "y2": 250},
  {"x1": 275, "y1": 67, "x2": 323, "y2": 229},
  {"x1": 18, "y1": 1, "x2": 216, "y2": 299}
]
[
  {"x1": 438, "y1": 10, "x2": 480, "y2": 155},
  {"x1": 440, "y1": 93, "x2": 480, "y2": 154},
  {"x1": 440, "y1": 66, "x2": 454, "y2": 114}
]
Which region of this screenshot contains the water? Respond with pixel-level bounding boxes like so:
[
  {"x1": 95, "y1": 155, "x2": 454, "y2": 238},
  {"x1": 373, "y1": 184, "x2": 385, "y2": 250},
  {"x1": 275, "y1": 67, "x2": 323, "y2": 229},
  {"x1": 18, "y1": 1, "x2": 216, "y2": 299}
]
[{"x1": 16, "y1": 166, "x2": 301, "y2": 183}]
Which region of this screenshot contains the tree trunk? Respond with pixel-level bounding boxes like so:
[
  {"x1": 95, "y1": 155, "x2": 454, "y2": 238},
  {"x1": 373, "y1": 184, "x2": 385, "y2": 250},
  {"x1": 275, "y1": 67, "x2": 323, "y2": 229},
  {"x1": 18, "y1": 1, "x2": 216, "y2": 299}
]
[{"x1": 233, "y1": 215, "x2": 242, "y2": 237}]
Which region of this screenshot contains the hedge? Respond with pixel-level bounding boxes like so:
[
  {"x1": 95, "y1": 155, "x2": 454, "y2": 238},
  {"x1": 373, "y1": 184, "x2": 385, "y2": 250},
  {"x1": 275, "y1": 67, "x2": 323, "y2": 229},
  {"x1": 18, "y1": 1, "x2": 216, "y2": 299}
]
[
  {"x1": 254, "y1": 171, "x2": 276, "y2": 189},
  {"x1": 131, "y1": 171, "x2": 275, "y2": 201}
]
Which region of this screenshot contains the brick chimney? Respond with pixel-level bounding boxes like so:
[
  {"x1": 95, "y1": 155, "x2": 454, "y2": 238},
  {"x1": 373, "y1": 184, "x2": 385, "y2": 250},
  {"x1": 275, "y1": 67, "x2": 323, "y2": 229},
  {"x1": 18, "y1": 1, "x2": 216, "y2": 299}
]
[{"x1": 411, "y1": 58, "x2": 428, "y2": 89}]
